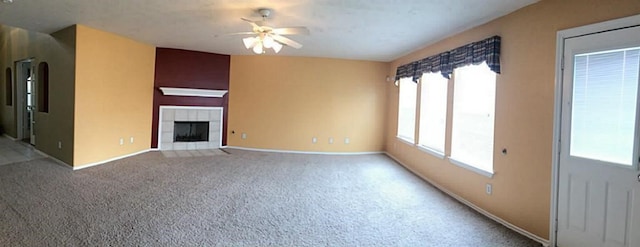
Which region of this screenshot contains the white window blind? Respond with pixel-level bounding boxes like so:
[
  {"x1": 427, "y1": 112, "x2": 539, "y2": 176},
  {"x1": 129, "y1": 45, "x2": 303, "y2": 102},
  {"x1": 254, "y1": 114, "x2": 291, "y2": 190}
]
[
  {"x1": 397, "y1": 78, "x2": 417, "y2": 142},
  {"x1": 419, "y1": 73, "x2": 448, "y2": 154},
  {"x1": 570, "y1": 47, "x2": 640, "y2": 165},
  {"x1": 450, "y1": 62, "x2": 496, "y2": 174}
]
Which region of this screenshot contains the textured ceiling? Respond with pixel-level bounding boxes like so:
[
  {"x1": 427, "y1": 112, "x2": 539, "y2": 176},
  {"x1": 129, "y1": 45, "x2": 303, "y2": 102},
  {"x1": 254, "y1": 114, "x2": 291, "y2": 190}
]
[{"x1": 0, "y1": 0, "x2": 537, "y2": 61}]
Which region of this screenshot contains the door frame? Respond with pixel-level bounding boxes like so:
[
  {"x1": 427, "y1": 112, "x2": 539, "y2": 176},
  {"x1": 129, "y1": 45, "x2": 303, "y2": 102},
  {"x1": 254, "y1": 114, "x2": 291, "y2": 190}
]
[
  {"x1": 14, "y1": 58, "x2": 34, "y2": 141},
  {"x1": 550, "y1": 14, "x2": 640, "y2": 246}
]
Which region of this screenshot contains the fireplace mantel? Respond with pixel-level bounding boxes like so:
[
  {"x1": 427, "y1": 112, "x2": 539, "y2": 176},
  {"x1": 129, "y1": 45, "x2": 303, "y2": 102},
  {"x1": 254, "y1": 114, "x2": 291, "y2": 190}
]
[{"x1": 159, "y1": 87, "x2": 228, "y2": 98}]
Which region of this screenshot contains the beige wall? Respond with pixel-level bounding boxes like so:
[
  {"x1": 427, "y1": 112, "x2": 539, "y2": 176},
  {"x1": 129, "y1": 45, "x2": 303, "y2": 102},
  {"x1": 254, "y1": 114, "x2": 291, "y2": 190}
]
[
  {"x1": 386, "y1": 0, "x2": 640, "y2": 240},
  {"x1": 74, "y1": 25, "x2": 155, "y2": 167},
  {"x1": 228, "y1": 56, "x2": 387, "y2": 152},
  {"x1": 0, "y1": 25, "x2": 76, "y2": 164}
]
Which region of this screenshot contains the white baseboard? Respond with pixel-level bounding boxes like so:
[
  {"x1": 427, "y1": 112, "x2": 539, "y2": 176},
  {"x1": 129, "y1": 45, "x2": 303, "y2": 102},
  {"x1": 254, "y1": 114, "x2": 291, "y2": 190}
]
[
  {"x1": 224, "y1": 146, "x2": 383, "y2": 155},
  {"x1": 72, "y1": 149, "x2": 151, "y2": 170},
  {"x1": 4, "y1": 140, "x2": 72, "y2": 168},
  {"x1": 150, "y1": 146, "x2": 229, "y2": 151},
  {"x1": 18, "y1": 142, "x2": 149, "y2": 171},
  {"x1": 2, "y1": 134, "x2": 18, "y2": 141},
  {"x1": 385, "y1": 152, "x2": 550, "y2": 247},
  {"x1": 34, "y1": 149, "x2": 73, "y2": 168}
]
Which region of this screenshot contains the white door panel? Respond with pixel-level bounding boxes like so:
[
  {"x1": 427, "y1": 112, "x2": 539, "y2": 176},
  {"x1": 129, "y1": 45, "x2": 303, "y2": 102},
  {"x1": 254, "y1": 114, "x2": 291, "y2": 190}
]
[
  {"x1": 557, "y1": 25, "x2": 640, "y2": 247},
  {"x1": 29, "y1": 64, "x2": 35, "y2": 145}
]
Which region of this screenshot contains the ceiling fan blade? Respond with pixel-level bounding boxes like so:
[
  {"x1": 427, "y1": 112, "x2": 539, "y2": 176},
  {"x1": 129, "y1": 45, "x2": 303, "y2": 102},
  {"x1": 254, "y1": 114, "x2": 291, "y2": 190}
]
[
  {"x1": 216, "y1": 32, "x2": 255, "y2": 37},
  {"x1": 241, "y1": 18, "x2": 261, "y2": 29},
  {"x1": 271, "y1": 27, "x2": 310, "y2": 35},
  {"x1": 271, "y1": 34, "x2": 302, "y2": 49}
]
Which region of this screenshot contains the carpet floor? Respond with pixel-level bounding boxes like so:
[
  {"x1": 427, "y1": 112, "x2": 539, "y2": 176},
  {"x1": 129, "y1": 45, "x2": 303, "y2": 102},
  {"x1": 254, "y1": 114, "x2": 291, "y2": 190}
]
[{"x1": 0, "y1": 149, "x2": 542, "y2": 246}]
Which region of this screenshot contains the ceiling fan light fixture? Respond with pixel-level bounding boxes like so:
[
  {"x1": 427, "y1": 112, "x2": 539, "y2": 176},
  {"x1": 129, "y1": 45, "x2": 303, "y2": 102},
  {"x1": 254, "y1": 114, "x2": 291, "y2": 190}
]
[
  {"x1": 233, "y1": 8, "x2": 307, "y2": 55},
  {"x1": 242, "y1": 37, "x2": 256, "y2": 49},
  {"x1": 252, "y1": 43, "x2": 264, "y2": 54},
  {"x1": 262, "y1": 35, "x2": 275, "y2": 49},
  {"x1": 272, "y1": 42, "x2": 283, "y2": 53}
]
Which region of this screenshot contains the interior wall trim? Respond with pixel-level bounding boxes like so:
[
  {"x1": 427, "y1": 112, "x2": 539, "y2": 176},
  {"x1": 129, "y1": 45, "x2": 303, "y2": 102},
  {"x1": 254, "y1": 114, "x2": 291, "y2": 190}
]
[
  {"x1": 2, "y1": 134, "x2": 18, "y2": 141},
  {"x1": 224, "y1": 146, "x2": 383, "y2": 155},
  {"x1": 385, "y1": 152, "x2": 550, "y2": 247},
  {"x1": 159, "y1": 87, "x2": 228, "y2": 98},
  {"x1": 72, "y1": 149, "x2": 152, "y2": 170},
  {"x1": 34, "y1": 149, "x2": 71, "y2": 168}
]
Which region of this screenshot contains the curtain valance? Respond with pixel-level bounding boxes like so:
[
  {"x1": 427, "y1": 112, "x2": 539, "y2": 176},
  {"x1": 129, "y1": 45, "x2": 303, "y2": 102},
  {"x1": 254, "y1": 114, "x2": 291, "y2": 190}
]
[{"x1": 395, "y1": 35, "x2": 501, "y2": 82}]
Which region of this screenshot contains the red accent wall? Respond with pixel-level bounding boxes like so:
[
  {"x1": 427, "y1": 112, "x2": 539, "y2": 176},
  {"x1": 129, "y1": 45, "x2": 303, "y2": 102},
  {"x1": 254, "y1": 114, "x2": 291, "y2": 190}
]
[{"x1": 151, "y1": 48, "x2": 230, "y2": 148}]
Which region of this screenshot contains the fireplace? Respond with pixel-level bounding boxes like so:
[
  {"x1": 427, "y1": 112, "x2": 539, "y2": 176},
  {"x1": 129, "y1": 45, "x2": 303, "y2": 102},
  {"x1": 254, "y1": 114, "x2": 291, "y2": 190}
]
[
  {"x1": 158, "y1": 106, "x2": 223, "y2": 150},
  {"x1": 174, "y1": 121, "x2": 209, "y2": 142}
]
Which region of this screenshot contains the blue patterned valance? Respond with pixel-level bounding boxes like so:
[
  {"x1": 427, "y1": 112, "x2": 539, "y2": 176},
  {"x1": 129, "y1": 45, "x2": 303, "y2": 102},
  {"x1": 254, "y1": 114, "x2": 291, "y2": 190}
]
[{"x1": 395, "y1": 35, "x2": 501, "y2": 82}]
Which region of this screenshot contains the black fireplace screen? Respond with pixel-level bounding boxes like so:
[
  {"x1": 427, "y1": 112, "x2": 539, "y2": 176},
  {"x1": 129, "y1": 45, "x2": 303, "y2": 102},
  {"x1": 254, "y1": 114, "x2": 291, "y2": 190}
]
[{"x1": 174, "y1": 121, "x2": 209, "y2": 142}]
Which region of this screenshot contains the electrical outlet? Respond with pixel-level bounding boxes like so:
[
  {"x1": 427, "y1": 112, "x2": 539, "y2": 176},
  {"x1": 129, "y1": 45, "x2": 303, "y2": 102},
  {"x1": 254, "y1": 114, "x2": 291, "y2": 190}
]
[
  {"x1": 328, "y1": 137, "x2": 334, "y2": 144},
  {"x1": 119, "y1": 138, "x2": 124, "y2": 145},
  {"x1": 312, "y1": 137, "x2": 317, "y2": 144},
  {"x1": 344, "y1": 137, "x2": 350, "y2": 144},
  {"x1": 57, "y1": 141, "x2": 62, "y2": 149},
  {"x1": 241, "y1": 133, "x2": 247, "y2": 139},
  {"x1": 130, "y1": 137, "x2": 134, "y2": 144},
  {"x1": 486, "y1": 184, "x2": 493, "y2": 195}
]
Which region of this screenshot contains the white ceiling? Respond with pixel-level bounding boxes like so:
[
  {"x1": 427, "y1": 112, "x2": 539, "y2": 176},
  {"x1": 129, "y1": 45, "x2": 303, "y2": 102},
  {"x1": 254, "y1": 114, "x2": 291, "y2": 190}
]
[{"x1": 0, "y1": 0, "x2": 537, "y2": 62}]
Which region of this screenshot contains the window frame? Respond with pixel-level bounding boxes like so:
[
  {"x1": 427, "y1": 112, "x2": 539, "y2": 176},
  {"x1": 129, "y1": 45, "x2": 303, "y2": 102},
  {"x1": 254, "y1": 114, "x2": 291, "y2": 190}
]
[
  {"x1": 417, "y1": 72, "x2": 449, "y2": 159},
  {"x1": 396, "y1": 77, "x2": 418, "y2": 143},
  {"x1": 394, "y1": 62, "x2": 498, "y2": 178},
  {"x1": 448, "y1": 62, "x2": 497, "y2": 178}
]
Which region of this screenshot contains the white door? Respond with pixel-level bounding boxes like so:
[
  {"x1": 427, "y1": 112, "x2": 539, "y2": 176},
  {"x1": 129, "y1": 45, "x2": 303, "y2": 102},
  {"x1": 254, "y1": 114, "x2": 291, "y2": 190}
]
[
  {"x1": 557, "y1": 25, "x2": 640, "y2": 246},
  {"x1": 27, "y1": 64, "x2": 35, "y2": 145}
]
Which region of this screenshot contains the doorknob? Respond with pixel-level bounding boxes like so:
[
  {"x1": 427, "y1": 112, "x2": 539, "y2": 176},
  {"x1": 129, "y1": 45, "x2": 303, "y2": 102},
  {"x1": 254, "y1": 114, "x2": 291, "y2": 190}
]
[{"x1": 638, "y1": 174, "x2": 640, "y2": 182}]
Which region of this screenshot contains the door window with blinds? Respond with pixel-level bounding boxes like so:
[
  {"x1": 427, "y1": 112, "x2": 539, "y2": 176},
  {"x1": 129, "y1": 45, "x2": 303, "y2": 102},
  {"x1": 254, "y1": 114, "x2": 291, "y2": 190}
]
[{"x1": 570, "y1": 47, "x2": 640, "y2": 166}]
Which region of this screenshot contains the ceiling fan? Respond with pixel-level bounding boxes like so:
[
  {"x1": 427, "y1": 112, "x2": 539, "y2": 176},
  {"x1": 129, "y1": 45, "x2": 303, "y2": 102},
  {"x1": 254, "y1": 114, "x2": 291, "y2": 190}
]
[{"x1": 230, "y1": 8, "x2": 310, "y2": 54}]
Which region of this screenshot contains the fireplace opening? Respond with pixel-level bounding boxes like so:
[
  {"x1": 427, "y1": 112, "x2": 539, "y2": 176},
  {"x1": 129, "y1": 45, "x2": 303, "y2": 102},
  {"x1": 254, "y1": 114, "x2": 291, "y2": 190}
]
[{"x1": 174, "y1": 121, "x2": 209, "y2": 142}]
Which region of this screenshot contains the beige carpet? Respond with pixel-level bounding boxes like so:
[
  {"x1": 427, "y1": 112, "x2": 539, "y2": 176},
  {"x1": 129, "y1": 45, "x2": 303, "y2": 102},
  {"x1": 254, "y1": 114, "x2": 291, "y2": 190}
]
[{"x1": 0, "y1": 149, "x2": 542, "y2": 246}]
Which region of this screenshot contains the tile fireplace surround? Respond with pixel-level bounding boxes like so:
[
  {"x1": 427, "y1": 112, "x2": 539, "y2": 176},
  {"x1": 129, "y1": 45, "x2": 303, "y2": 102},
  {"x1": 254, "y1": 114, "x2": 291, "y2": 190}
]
[{"x1": 158, "y1": 106, "x2": 223, "y2": 150}]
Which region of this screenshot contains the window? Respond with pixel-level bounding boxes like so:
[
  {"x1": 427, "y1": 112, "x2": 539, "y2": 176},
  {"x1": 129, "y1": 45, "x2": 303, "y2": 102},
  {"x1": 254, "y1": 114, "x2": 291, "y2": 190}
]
[
  {"x1": 418, "y1": 72, "x2": 448, "y2": 154},
  {"x1": 397, "y1": 78, "x2": 417, "y2": 142},
  {"x1": 37, "y1": 62, "x2": 49, "y2": 113},
  {"x1": 26, "y1": 68, "x2": 33, "y2": 112},
  {"x1": 570, "y1": 47, "x2": 639, "y2": 165},
  {"x1": 450, "y1": 62, "x2": 497, "y2": 175}
]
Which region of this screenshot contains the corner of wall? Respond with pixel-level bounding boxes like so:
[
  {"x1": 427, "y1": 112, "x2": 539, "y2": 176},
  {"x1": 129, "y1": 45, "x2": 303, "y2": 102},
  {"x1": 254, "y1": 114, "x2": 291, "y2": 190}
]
[
  {"x1": 0, "y1": 24, "x2": 77, "y2": 165},
  {"x1": 73, "y1": 25, "x2": 155, "y2": 167}
]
